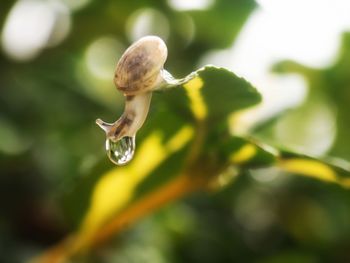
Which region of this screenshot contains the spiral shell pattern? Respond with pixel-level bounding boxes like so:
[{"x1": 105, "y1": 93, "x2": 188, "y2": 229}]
[{"x1": 114, "y1": 36, "x2": 168, "y2": 95}]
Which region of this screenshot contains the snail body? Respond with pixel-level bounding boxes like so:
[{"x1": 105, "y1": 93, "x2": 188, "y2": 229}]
[{"x1": 96, "y1": 36, "x2": 168, "y2": 154}]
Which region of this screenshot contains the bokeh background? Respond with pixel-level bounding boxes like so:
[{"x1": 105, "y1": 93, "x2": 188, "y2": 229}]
[{"x1": 1, "y1": 0, "x2": 350, "y2": 262}]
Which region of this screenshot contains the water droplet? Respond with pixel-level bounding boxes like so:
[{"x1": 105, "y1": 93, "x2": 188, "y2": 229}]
[{"x1": 106, "y1": 136, "x2": 135, "y2": 165}]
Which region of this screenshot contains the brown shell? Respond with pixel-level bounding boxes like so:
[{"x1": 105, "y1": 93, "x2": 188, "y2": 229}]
[{"x1": 114, "y1": 36, "x2": 168, "y2": 95}]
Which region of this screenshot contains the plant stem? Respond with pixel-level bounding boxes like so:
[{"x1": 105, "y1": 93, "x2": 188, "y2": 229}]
[
  {"x1": 92, "y1": 173, "x2": 206, "y2": 247},
  {"x1": 31, "y1": 172, "x2": 208, "y2": 263}
]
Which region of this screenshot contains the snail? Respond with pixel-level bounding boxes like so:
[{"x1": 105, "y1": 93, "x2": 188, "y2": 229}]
[
  {"x1": 96, "y1": 36, "x2": 169, "y2": 165},
  {"x1": 96, "y1": 35, "x2": 197, "y2": 165}
]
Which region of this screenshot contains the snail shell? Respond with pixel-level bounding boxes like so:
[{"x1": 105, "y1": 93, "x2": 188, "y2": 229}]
[{"x1": 114, "y1": 36, "x2": 168, "y2": 95}]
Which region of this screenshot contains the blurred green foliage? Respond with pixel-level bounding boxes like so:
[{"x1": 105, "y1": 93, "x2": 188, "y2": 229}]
[
  {"x1": 1, "y1": 0, "x2": 350, "y2": 263},
  {"x1": 272, "y1": 33, "x2": 350, "y2": 160}
]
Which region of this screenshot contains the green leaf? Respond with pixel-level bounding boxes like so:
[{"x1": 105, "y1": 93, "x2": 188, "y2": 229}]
[
  {"x1": 161, "y1": 65, "x2": 262, "y2": 123},
  {"x1": 221, "y1": 136, "x2": 350, "y2": 187},
  {"x1": 277, "y1": 148, "x2": 350, "y2": 185}
]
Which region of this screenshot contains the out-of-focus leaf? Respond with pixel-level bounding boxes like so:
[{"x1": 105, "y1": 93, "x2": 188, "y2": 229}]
[
  {"x1": 211, "y1": 131, "x2": 350, "y2": 187},
  {"x1": 271, "y1": 33, "x2": 350, "y2": 160},
  {"x1": 75, "y1": 126, "x2": 194, "y2": 248},
  {"x1": 224, "y1": 137, "x2": 350, "y2": 187},
  {"x1": 219, "y1": 136, "x2": 277, "y2": 168},
  {"x1": 277, "y1": 148, "x2": 350, "y2": 186}
]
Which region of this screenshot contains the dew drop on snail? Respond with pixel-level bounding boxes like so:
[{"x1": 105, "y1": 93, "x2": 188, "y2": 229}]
[{"x1": 106, "y1": 136, "x2": 136, "y2": 165}]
